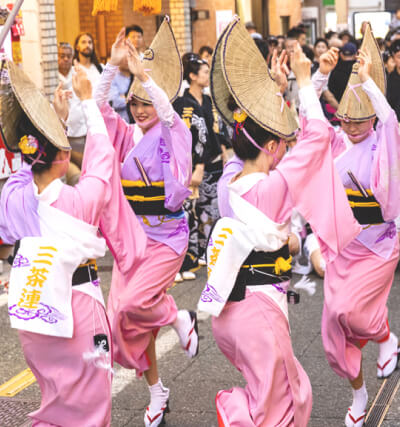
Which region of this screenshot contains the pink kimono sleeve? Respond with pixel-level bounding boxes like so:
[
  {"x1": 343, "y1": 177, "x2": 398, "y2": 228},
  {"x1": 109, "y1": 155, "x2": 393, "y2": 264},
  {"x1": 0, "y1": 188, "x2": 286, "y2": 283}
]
[
  {"x1": 55, "y1": 100, "x2": 116, "y2": 226},
  {"x1": 161, "y1": 113, "x2": 192, "y2": 188},
  {"x1": 277, "y1": 117, "x2": 361, "y2": 262},
  {"x1": 371, "y1": 110, "x2": 400, "y2": 221},
  {"x1": 100, "y1": 102, "x2": 135, "y2": 163}
]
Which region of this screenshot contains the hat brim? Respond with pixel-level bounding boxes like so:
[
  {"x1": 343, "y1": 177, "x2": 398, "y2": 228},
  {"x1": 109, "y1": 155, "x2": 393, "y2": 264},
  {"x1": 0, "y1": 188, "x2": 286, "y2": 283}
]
[
  {"x1": 0, "y1": 61, "x2": 70, "y2": 152},
  {"x1": 210, "y1": 20, "x2": 236, "y2": 127},
  {"x1": 129, "y1": 18, "x2": 183, "y2": 104},
  {"x1": 221, "y1": 19, "x2": 298, "y2": 140},
  {"x1": 336, "y1": 24, "x2": 386, "y2": 122}
]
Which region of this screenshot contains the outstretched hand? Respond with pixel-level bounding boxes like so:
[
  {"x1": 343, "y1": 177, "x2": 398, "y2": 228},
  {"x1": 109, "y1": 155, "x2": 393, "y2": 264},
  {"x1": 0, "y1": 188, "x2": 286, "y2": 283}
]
[
  {"x1": 126, "y1": 39, "x2": 148, "y2": 82},
  {"x1": 319, "y1": 47, "x2": 339, "y2": 75},
  {"x1": 357, "y1": 49, "x2": 372, "y2": 83},
  {"x1": 53, "y1": 82, "x2": 72, "y2": 122},
  {"x1": 110, "y1": 27, "x2": 128, "y2": 67},
  {"x1": 271, "y1": 49, "x2": 289, "y2": 94},
  {"x1": 290, "y1": 42, "x2": 311, "y2": 88},
  {"x1": 72, "y1": 60, "x2": 92, "y2": 101}
]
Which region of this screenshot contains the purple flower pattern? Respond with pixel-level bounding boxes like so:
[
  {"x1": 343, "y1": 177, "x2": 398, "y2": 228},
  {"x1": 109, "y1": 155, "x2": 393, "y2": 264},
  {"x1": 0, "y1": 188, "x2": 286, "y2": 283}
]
[
  {"x1": 375, "y1": 222, "x2": 396, "y2": 243},
  {"x1": 200, "y1": 283, "x2": 224, "y2": 303},
  {"x1": 9, "y1": 302, "x2": 67, "y2": 324}
]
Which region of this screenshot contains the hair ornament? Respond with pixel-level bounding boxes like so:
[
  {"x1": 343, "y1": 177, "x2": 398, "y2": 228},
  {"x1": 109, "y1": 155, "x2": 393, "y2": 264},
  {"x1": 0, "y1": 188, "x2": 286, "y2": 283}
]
[
  {"x1": 18, "y1": 135, "x2": 39, "y2": 155},
  {"x1": 233, "y1": 109, "x2": 247, "y2": 124}
]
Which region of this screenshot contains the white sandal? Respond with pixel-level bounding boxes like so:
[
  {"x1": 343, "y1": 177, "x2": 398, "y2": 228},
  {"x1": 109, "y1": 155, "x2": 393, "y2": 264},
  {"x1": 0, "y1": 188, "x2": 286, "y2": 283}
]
[
  {"x1": 345, "y1": 407, "x2": 366, "y2": 427},
  {"x1": 144, "y1": 400, "x2": 170, "y2": 427}
]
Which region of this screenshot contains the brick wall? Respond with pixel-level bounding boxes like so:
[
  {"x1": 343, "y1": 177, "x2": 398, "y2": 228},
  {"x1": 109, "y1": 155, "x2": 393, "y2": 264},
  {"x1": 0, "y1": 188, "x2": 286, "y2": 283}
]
[
  {"x1": 169, "y1": 0, "x2": 191, "y2": 53},
  {"x1": 39, "y1": 0, "x2": 59, "y2": 98},
  {"x1": 191, "y1": 0, "x2": 235, "y2": 53}
]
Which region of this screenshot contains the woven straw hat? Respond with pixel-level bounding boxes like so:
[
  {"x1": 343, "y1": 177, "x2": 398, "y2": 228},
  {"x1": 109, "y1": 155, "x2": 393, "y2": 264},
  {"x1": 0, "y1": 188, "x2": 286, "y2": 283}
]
[
  {"x1": 210, "y1": 20, "x2": 236, "y2": 127},
  {"x1": 0, "y1": 61, "x2": 70, "y2": 152},
  {"x1": 336, "y1": 23, "x2": 386, "y2": 122},
  {"x1": 211, "y1": 17, "x2": 298, "y2": 140},
  {"x1": 128, "y1": 17, "x2": 182, "y2": 104}
]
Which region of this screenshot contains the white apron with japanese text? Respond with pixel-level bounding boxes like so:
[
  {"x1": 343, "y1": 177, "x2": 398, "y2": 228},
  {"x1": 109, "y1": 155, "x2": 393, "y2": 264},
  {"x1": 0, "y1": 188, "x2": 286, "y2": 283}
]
[{"x1": 8, "y1": 203, "x2": 106, "y2": 338}]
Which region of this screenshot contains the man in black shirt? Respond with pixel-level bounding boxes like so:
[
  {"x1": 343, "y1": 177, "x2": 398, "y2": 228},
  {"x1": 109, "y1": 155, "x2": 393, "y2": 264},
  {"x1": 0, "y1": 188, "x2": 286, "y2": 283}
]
[
  {"x1": 387, "y1": 40, "x2": 400, "y2": 122},
  {"x1": 328, "y1": 42, "x2": 357, "y2": 103}
]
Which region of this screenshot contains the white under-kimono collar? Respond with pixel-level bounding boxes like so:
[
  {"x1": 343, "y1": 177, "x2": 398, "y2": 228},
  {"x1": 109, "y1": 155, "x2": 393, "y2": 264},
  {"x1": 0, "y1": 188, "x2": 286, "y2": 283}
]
[
  {"x1": 228, "y1": 172, "x2": 267, "y2": 196},
  {"x1": 32, "y1": 178, "x2": 63, "y2": 205}
]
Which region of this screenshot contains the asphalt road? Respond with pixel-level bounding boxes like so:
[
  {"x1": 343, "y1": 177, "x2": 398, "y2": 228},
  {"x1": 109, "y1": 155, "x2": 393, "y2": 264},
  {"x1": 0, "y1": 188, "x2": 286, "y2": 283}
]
[{"x1": 1, "y1": 253, "x2": 400, "y2": 426}]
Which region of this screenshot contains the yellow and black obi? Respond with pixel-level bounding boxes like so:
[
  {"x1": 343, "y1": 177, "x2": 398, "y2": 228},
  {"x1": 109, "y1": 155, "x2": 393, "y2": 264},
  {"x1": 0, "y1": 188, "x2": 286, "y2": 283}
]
[
  {"x1": 122, "y1": 180, "x2": 182, "y2": 216},
  {"x1": 228, "y1": 245, "x2": 292, "y2": 302},
  {"x1": 346, "y1": 189, "x2": 384, "y2": 225}
]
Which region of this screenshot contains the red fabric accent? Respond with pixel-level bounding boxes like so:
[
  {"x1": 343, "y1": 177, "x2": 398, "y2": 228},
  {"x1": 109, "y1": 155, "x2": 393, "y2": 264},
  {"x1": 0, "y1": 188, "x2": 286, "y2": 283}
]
[
  {"x1": 359, "y1": 339, "x2": 368, "y2": 349},
  {"x1": 144, "y1": 351, "x2": 151, "y2": 367},
  {"x1": 377, "y1": 352, "x2": 398, "y2": 371},
  {"x1": 146, "y1": 411, "x2": 162, "y2": 423},
  {"x1": 184, "y1": 339, "x2": 191, "y2": 351},
  {"x1": 152, "y1": 327, "x2": 161, "y2": 339},
  {"x1": 377, "y1": 320, "x2": 390, "y2": 343},
  {"x1": 348, "y1": 409, "x2": 365, "y2": 424},
  {"x1": 215, "y1": 394, "x2": 226, "y2": 427}
]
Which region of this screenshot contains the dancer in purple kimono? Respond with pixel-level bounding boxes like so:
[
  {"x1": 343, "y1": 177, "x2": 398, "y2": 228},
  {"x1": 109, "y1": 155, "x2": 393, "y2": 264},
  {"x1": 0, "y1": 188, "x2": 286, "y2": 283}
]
[
  {"x1": 0, "y1": 62, "x2": 115, "y2": 426},
  {"x1": 311, "y1": 25, "x2": 400, "y2": 426},
  {"x1": 94, "y1": 26, "x2": 197, "y2": 426}
]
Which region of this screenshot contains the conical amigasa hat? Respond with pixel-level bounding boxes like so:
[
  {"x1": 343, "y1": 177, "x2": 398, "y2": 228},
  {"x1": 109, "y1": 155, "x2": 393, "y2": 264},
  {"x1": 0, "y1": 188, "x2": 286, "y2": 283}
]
[
  {"x1": 336, "y1": 23, "x2": 386, "y2": 122},
  {"x1": 0, "y1": 61, "x2": 70, "y2": 152},
  {"x1": 128, "y1": 17, "x2": 182, "y2": 104},
  {"x1": 211, "y1": 17, "x2": 298, "y2": 140}
]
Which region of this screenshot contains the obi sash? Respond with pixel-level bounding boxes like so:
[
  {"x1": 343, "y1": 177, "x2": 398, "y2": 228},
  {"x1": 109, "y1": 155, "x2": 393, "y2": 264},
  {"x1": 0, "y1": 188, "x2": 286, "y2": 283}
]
[
  {"x1": 121, "y1": 179, "x2": 182, "y2": 216},
  {"x1": 198, "y1": 173, "x2": 291, "y2": 319},
  {"x1": 346, "y1": 189, "x2": 384, "y2": 225},
  {"x1": 228, "y1": 245, "x2": 292, "y2": 302}
]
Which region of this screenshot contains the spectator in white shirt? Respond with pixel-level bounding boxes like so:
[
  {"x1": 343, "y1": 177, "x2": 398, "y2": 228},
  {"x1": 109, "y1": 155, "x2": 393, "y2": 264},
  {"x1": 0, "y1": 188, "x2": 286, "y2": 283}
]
[
  {"x1": 58, "y1": 42, "x2": 73, "y2": 90},
  {"x1": 66, "y1": 33, "x2": 103, "y2": 182}
]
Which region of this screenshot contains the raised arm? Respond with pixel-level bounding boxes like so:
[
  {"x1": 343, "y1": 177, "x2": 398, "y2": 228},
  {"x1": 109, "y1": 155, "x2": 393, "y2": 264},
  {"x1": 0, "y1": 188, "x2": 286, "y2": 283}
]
[
  {"x1": 126, "y1": 38, "x2": 175, "y2": 127},
  {"x1": 278, "y1": 43, "x2": 360, "y2": 261},
  {"x1": 57, "y1": 64, "x2": 115, "y2": 225},
  {"x1": 358, "y1": 50, "x2": 392, "y2": 124},
  {"x1": 94, "y1": 28, "x2": 126, "y2": 108},
  {"x1": 357, "y1": 50, "x2": 400, "y2": 221}
]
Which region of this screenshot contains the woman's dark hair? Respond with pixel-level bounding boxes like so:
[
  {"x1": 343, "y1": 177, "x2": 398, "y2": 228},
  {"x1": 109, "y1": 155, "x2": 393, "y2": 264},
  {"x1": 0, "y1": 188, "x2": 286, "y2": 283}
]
[
  {"x1": 254, "y1": 38, "x2": 269, "y2": 60},
  {"x1": 16, "y1": 113, "x2": 60, "y2": 173},
  {"x1": 183, "y1": 54, "x2": 208, "y2": 83},
  {"x1": 302, "y1": 45, "x2": 314, "y2": 62},
  {"x1": 314, "y1": 37, "x2": 329, "y2": 49},
  {"x1": 227, "y1": 96, "x2": 279, "y2": 161},
  {"x1": 73, "y1": 32, "x2": 103, "y2": 74}
]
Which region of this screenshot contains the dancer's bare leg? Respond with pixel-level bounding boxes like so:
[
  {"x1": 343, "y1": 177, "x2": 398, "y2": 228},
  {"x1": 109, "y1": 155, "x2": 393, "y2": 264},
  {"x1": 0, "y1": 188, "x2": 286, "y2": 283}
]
[{"x1": 144, "y1": 335, "x2": 159, "y2": 386}]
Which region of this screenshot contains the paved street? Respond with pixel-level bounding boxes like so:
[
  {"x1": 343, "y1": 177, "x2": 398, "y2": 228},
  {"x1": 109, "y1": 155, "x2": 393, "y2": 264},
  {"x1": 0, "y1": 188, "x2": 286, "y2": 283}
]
[{"x1": 1, "y1": 253, "x2": 400, "y2": 426}]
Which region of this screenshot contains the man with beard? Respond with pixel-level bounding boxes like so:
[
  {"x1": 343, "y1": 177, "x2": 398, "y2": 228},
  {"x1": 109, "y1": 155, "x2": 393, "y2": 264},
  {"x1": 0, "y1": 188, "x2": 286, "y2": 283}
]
[{"x1": 65, "y1": 33, "x2": 104, "y2": 183}]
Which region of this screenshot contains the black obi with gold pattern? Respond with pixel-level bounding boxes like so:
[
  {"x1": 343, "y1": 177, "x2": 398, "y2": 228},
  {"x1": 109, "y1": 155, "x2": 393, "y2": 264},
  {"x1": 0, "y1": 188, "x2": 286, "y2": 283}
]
[
  {"x1": 228, "y1": 244, "x2": 292, "y2": 302},
  {"x1": 346, "y1": 189, "x2": 384, "y2": 225},
  {"x1": 121, "y1": 180, "x2": 182, "y2": 216}
]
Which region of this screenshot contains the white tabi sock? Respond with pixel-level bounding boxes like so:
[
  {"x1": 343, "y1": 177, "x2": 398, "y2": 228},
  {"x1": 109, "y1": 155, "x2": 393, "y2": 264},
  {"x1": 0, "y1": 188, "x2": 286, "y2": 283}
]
[
  {"x1": 345, "y1": 383, "x2": 368, "y2": 427},
  {"x1": 378, "y1": 332, "x2": 399, "y2": 377},
  {"x1": 172, "y1": 310, "x2": 198, "y2": 358},
  {"x1": 148, "y1": 378, "x2": 169, "y2": 414}
]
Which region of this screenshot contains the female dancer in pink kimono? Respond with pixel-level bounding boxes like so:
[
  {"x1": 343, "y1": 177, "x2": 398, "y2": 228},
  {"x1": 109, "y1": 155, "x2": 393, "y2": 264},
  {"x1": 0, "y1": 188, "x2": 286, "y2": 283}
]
[
  {"x1": 201, "y1": 24, "x2": 360, "y2": 426},
  {"x1": 0, "y1": 64, "x2": 115, "y2": 425},
  {"x1": 94, "y1": 28, "x2": 198, "y2": 426},
  {"x1": 311, "y1": 31, "x2": 400, "y2": 426}
]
